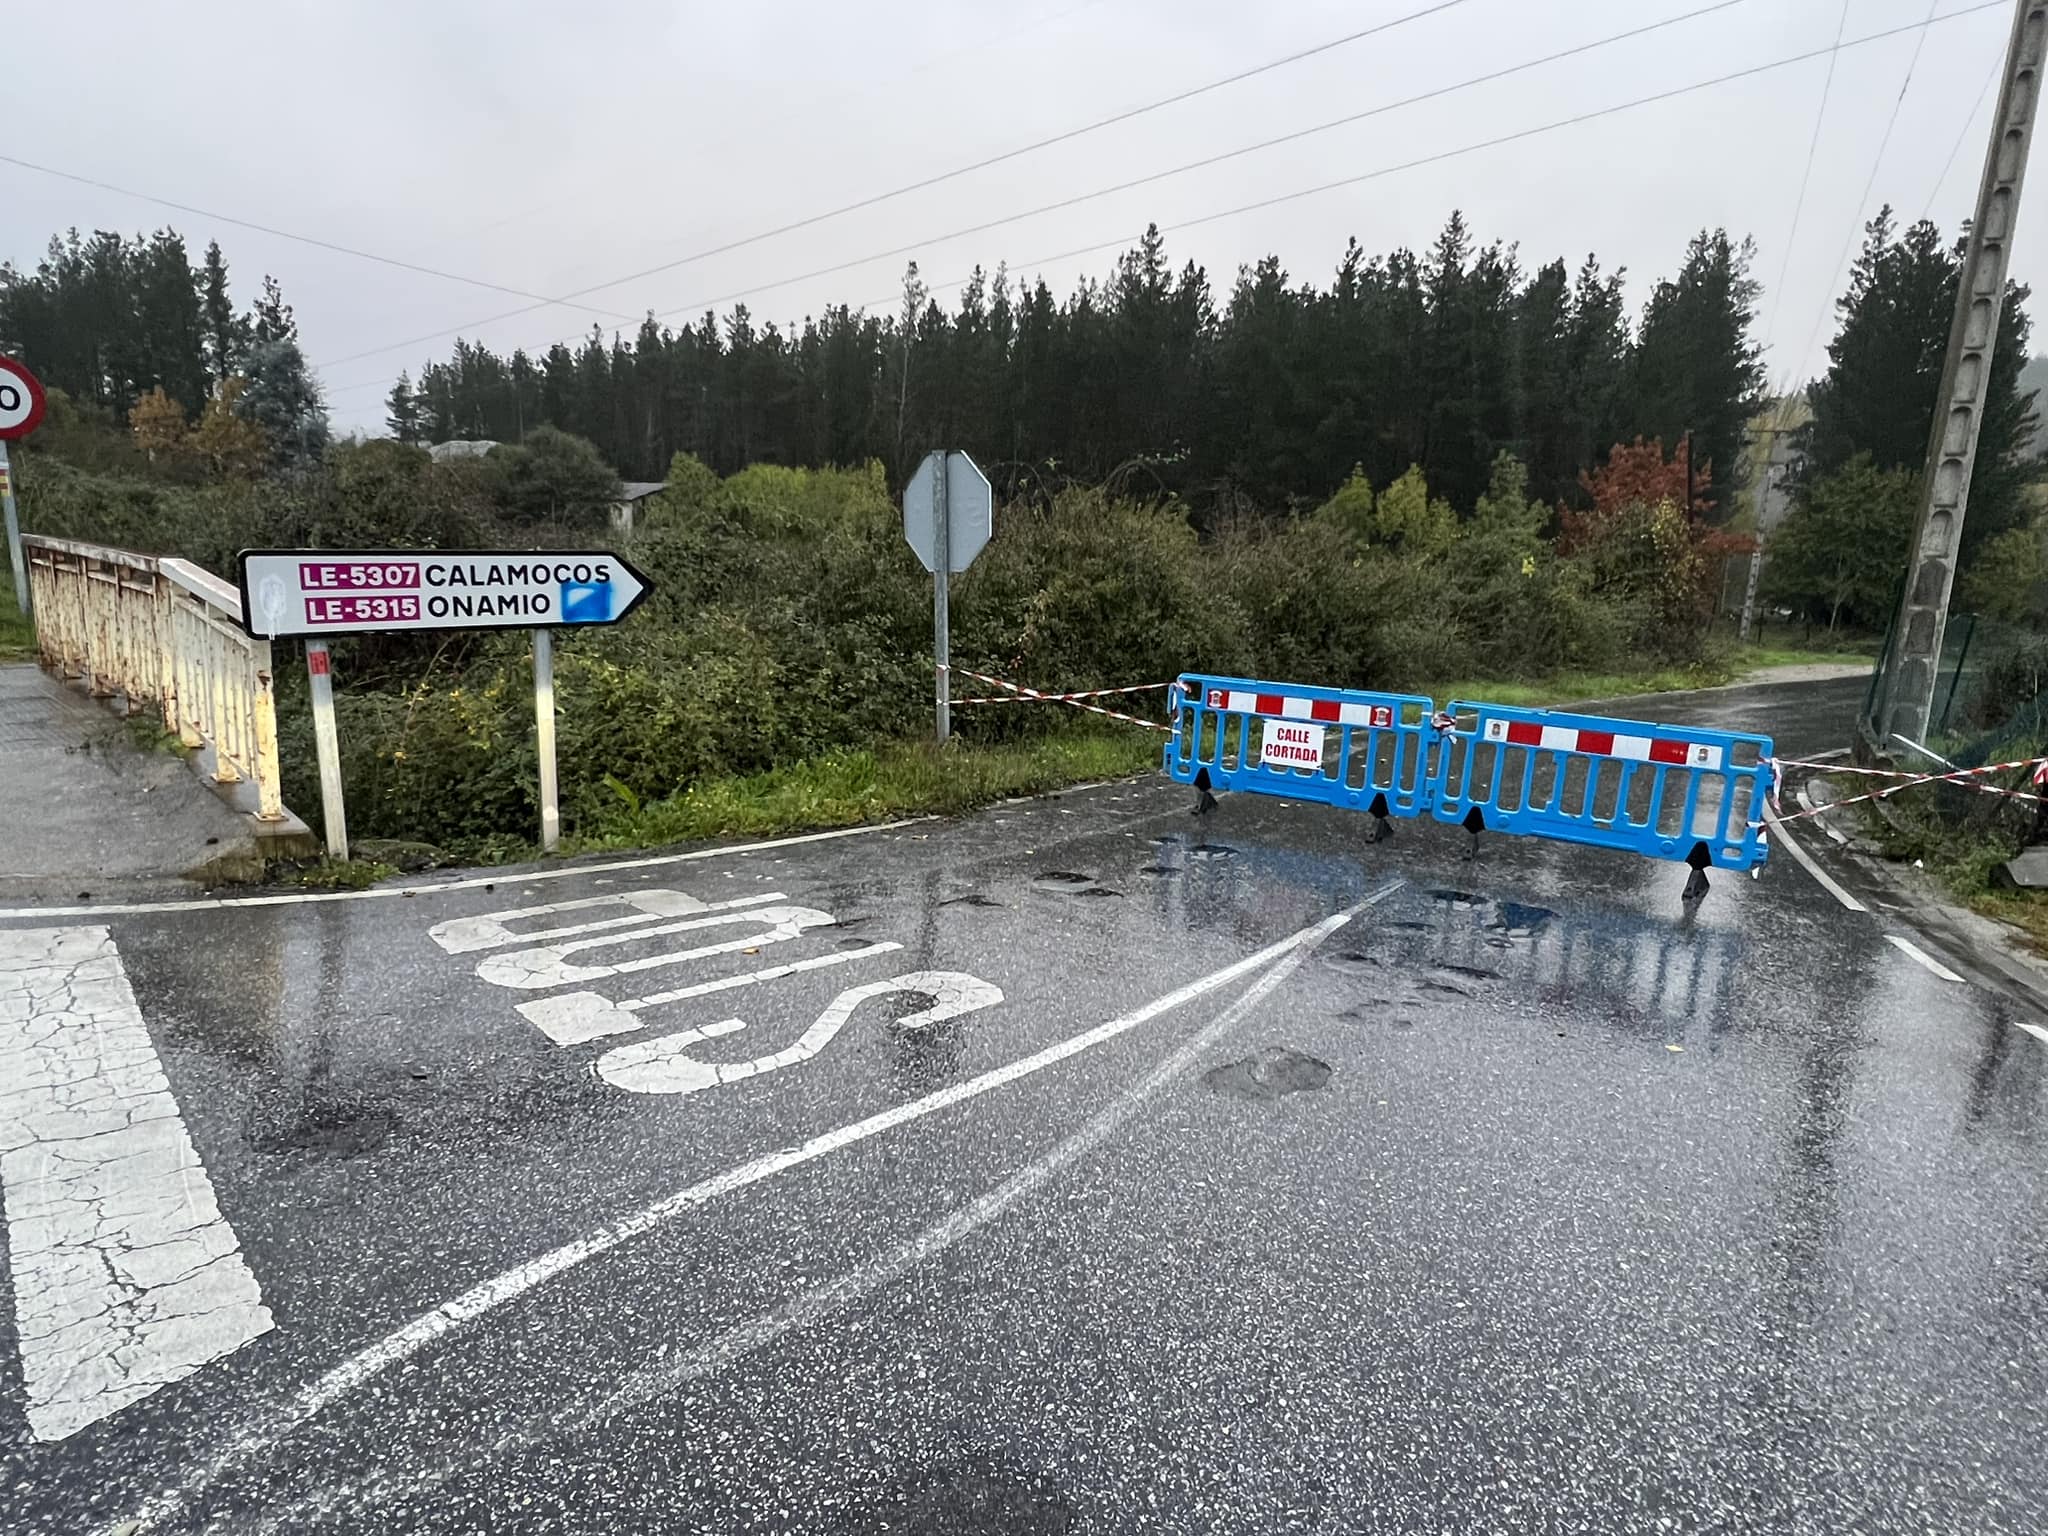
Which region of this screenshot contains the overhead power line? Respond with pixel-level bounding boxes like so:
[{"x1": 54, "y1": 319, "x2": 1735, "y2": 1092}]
[
  {"x1": 0, "y1": 153, "x2": 639, "y2": 324},
  {"x1": 1923, "y1": 45, "x2": 2004, "y2": 218},
  {"x1": 1789, "y1": 0, "x2": 1943, "y2": 387},
  {"x1": 471, "y1": 0, "x2": 1118, "y2": 238},
  {"x1": 1762, "y1": 0, "x2": 1851, "y2": 359},
  {"x1": 326, "y1": 0, "x2": 2001, "y2": 403},
  {"x1": 317, "y1": 0, "x2": 1479, "y2": 370}
]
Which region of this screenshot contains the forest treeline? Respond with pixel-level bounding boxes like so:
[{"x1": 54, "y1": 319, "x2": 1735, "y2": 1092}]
[
  {"x1": 386, "y1": 214, "x2": 1768, "y2": 516},
  {"x1": 4, "y1": 205, "x2": 2045, "y2": 854}
]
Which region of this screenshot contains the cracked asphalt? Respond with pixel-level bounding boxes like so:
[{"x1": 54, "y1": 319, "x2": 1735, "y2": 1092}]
[{"x1": 2, "y1": 675, "x2": 2046, "y2": 1535}]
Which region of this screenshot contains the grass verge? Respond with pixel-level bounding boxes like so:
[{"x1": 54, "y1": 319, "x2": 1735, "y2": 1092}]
[
  {"x1": 569, "y1": 727, "x2": 1164, "y2": 852},
  {"x1": 1737, "y1": 641, "x2": 1879, "y2": 669},
  {"x1": 1433, "y1": 641, "x2": 1875, "y2": 709},
  {"x1": 274, "y1": 859, "x2": 401, "y2": 891},
  {"x1": 1433, "y1": 661, "x2": 1733, "y2": 708},
  {"x1": 1840, "y1": 769, "x2": 2048, "y2": 957},
  {"x1": 1969, "y1": 891, "x2": 2048, "y2": 957}
]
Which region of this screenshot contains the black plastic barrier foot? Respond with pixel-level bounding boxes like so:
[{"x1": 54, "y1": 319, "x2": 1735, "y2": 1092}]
[
  {"x1": 1462, "y1": 806, "x2": 1485, "y2": 859},
  {"x1": 1191, "y1": 767, "x2": 1218, "y2": 819},
  {"x1": 1681, "y1": 843, "x2": 1712, "y2": 903},
  {"x1": 1369, "y1": 792, "x2": 1394, "y2": 844}
]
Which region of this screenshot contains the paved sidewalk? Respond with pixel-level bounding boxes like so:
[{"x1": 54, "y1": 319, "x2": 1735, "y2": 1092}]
[{"x1": 0, "y1": 664, "x2": 257, "y2": 891}]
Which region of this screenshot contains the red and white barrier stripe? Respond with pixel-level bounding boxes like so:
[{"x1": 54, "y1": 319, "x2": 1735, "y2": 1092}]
[
  {"x1": 941, "y1": 667, "x2": 1172, "y2": 732},
  {"x1": 1204, "y1": 688, "x2": 1398, "y2": 730},
  {"x1": 956, "y1": 682, "x2": 1170, "y2": 706},
  {"x1": 1483, "y1": 718, "x2": 1724, "y2": 771}
]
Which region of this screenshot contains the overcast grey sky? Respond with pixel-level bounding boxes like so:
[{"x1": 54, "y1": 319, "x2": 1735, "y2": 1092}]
[{"x1": 1, "y1": 0, "x2": 2029, "y2": 434}]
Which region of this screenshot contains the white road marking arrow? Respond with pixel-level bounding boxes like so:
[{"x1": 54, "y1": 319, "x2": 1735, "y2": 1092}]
[{"x1": 0, "y1": 926, "x2": 272, "y2": 1441}]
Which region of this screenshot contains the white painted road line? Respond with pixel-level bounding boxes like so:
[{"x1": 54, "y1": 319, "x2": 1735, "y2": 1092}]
[
  {"x1": 1763, "y1": 800, "x2": 1868, "y2": 913},
  {"x1": 279, "y1": 890, "x2": 1380, "y2": 1526},
  {"x1": 93, "y1": 887, "x2": 1403, "y2": 1536},
  {"x1": 1887, "y1": 934, "x2": 1965, "y2": 983},
  {"x1": 0, "y1": 926, "x2": 272, "y2": 1442},
  {"x1": 588, "y1": 901, "x2": 1357, "y2": 1421},
  {"x1": 0, "y1": 820, "x2": 926, "y2": 921},
  {"x1": 2016, "y1": 1021, "x2": 2048, "y2": 1045}
]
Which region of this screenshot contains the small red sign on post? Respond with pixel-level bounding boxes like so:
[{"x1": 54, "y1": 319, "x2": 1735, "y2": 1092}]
[{"x1": 0, "y1": 356, "x2": 42, "y2": 618}]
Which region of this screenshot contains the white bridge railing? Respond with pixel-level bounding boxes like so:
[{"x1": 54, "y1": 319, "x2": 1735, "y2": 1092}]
[{"x1": 23, "y1": 535, "x2": 285, "y2": 822}]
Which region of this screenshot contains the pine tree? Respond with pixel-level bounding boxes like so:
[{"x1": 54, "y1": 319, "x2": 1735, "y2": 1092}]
[
  {"x1": 888, "y1": 262, "x2": 928, "y2": 475},
  {"x1": 136, "y1": 230, "x2": 207, "y2": 413},
  {"x1": 1629, "y1": 229, "x2": 1766, "y2": 501},
  {"x1": 251, "y1": 274, "x2": 296, "y2": 347},
  {"x1": 1802, "y1": 208, "x2": 2038, "y2": 555},
  {"x1": 386, "y1": 371, "x2": 422, "y2": 444},
  {"x1": 197, "y1": 240, "x2": 244, "y2": 384}
]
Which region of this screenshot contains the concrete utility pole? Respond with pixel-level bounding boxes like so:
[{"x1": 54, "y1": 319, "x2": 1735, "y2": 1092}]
[
  {"x1": 1737, "y1": 420, "x2": 1784, "y2": 644},
  {"x1": 1876, "y1": 0, "x2": 2046, "y2": 744}
]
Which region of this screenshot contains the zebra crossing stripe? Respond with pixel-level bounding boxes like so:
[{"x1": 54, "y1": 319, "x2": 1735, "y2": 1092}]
[{"x1": 0, "y1": 926, "x2": 271, "y2": 1442}]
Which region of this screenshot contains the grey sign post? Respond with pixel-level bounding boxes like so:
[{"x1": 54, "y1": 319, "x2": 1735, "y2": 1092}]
[
  {"x1": 903, "y1": 451, "x2": 992, "y2": 744},
  {"x1": 0, "y1": 356, "x2": 50, "y2": 616}
]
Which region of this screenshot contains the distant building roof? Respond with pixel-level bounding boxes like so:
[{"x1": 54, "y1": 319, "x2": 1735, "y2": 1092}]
[
  {"x1": 427, "y1": 439, "x2": 499, "y2": 463},
  {"x1": 614, "y1": 482, "x2": 667, "y2": 502}
]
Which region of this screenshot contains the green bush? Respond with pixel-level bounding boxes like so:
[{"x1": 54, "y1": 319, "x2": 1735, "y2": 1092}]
[{"x1": 39, "y1": 439, "x2": 1745, "y2": 852}]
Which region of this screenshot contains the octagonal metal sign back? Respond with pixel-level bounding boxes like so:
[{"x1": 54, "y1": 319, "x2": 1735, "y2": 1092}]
[{"x1": 902, "y1": 450, "x2": 991, "y2": 574}]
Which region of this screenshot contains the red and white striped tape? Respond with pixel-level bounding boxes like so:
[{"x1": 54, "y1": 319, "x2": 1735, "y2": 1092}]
[
  {"x1": 941, "y1": 667, "x2": 1173, "y2": 732},
  {"x1": 1767, "y1": 752, "x2": 2047, "y2": 784},
  {"x1": 1763, "y1": 756, "x2": 2048, "y2": 824},
  {"x1": 956, "y1": 682, "x2": 1170, "y2": 706}
]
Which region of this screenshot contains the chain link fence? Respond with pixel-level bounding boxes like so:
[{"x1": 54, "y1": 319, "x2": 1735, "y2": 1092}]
[{"x1": 1862, "y1": 608, "x2": 2048, "y2": 858}]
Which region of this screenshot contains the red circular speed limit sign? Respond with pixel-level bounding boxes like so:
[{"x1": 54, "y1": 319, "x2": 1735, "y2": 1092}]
[{"x1": 0, "y1": 357, "x2": 47, "y2": 441}]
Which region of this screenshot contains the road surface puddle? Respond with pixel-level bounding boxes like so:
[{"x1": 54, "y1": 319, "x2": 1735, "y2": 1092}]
[
  {"x1": 1204, "y1": 1045, "x2": 1333, "y2": 1100},
  {"x1": 247, "y1": 1099, "x2": 394, "y2": 1158},
  {"x1": 1339, "y1": 1003, "x2": 1417, "y2": 1033},
  {"x1": 1487, "y1": 900, "x2": 1556, "y2": 934},
  {"x1": 1032, "y1": 871, "x2": 1098, "y2": 893},
  {"x1": 1321, "y1": 950, "x2": 1387, "y2": 975}
]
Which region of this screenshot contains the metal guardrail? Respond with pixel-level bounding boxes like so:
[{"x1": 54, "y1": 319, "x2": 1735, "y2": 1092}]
[{"x1": 22, "y1": 534, "x2": 285, "y2": 821}]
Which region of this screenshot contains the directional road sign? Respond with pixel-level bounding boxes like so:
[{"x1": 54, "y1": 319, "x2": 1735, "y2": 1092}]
[
  {"x1": 236, "y1": 549, "x2": 654, "y2": 639},
  {"x1": 0, "y1": 357, "x2": 46, "y2": 441},
  {"x1": 903, "y1": 451, "x2": 991, "y2": 574}
]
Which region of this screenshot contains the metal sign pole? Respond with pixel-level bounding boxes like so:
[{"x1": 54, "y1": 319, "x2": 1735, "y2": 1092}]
[
  {"x1": 533, "y1": 627, "x2": 560, "y2": 852},
  {"x1": 305, "y1": 640, "x2": 348, "y2": 861},
  {"x1": 933, "y1": 451, "x2": 951, "y2": 745},
  {"x1": 0, "y1": 441, "x2": 26, "y2": 616}
]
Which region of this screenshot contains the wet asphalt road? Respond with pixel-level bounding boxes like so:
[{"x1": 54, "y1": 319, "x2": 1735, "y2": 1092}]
[{"x1": 4, "y1": 675, "x2": 2047, "y2": 1535}]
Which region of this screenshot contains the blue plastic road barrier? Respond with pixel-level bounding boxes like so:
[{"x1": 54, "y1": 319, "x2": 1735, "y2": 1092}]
[
  {"x1": 1164, "y1": 674, "x2": 1436, "y2": 827},
  {"x1": 1427, "y1": 700, "x2": 1774, "y2": 874}
]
